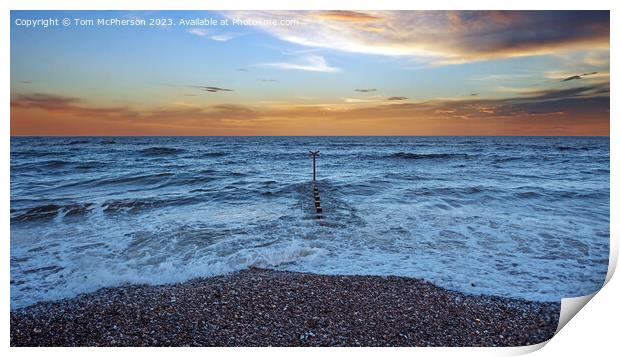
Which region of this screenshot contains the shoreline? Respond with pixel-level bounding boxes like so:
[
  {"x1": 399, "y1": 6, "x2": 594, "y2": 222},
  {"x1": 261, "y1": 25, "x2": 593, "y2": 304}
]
[{"x1": 10, "y1": 268, "x2": 560, "y2": 347}]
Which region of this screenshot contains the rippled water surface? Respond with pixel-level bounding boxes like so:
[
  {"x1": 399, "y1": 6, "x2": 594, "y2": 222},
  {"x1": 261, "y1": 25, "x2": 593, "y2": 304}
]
[{"x1": 10, "y1": 136, "x2": 609, "y2": 308}]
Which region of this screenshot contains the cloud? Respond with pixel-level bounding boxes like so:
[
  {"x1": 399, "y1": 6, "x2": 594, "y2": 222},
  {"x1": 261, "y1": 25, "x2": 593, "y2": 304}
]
[
  {"x1": 430, "y1": 83, "x2": 609, "y2": 120},
  {"x1": 12, "y1": 93, "x2": 80, "y2": 110},
  {"x1": 223, "y1": 10, "x2": 609, "y2": 63},
  {"x1": 187, "y1": 28, "x2": 209, "y2": 36},
  {"x1": 354, "y1": 88, "x2": 377, "y2": 92},
  {"x1": 468, "y1": 73, "x2": 536, "y2": 81},
  {"x1": 11, "y1": 93, "x2": 137, "y2": 119},
  {"x1": 188, "y1": 85, "x2": 234, "y2": 93},
  {"x1": 521, "y1": 84, "x2": 609, "y2": 101},
  {"x1": 316, "y1": 11, "x2": 382, "y2": 22},
  {"x1": 545, "y1": 70, "x2": 609, "y2": 84},
  {"x1": 188, "y1": 28, "x2": 241, "y2": 42},
  {"x1": 343, "y1": 97, "x2": 383, "y2": 104},
  {"x1": 561, "y1": 72, "x2": 598, "y2": 82},
  {"x1": 11, "y1": 93, "x2": 257, "y2": 123},
  {"x1": 495, "y1": 86, "x2": 541, "y2": 94},
  {"x1": 387, "y1": 96, "x2": 408, "y2": 101},
  {"x1": 199, "y1": 104, "x2": 258, "y2": 120},
  {"x1": 11, "y1": 83, "x2": 608, "y2": 135},
  {"x1": 210, "y1": 33, "x2": 238, "y2": 42},
  {"x1": 14, "y1": 82, "x2": 608, "y2": 122},
  {"x1": 260, "y1": 55, "x2": 339, "y2": 72}
]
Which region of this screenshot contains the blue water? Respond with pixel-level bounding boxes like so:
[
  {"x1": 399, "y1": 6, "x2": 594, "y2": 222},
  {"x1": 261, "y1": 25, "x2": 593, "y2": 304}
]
[{"x1": 10, "y1": 136, "x2": 609, "y2": 308}]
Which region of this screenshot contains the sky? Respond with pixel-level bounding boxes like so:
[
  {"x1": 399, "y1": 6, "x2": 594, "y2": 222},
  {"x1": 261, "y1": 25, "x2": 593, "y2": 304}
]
[{"x1": 10, "y1": 10, "x2": 610, "y2": 136}]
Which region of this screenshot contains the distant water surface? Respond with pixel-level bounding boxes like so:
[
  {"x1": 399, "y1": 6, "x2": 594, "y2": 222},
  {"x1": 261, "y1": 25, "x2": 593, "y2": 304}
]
[{"x1": 10, "y1": 136, "x2": 609, "y2": 308}]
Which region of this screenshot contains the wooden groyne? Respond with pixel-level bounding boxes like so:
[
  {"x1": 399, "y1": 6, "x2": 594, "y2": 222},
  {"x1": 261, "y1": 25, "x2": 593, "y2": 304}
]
[
  {"x1": 309, "y1": 150, "x2": 322, "y2": 219},
  {"x1": 313, "y1": 183, "x2": 323, "y2": 219}
]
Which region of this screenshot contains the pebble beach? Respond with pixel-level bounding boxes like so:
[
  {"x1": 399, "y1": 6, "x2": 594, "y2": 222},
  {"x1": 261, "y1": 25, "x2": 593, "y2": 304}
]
[{"x1": 10, "y1": 268, "x2": 560, "y2": 347}]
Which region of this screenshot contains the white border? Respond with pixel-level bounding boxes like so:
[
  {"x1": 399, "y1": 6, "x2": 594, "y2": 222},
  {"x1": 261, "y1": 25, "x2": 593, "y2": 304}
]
[{"x1": 3, "y1": 1, "x2": 616, "y2": 356}]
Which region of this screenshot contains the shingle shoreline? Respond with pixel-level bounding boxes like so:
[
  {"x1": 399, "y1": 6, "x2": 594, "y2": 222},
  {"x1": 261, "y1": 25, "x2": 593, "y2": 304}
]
[{"x1": 10, "y1": 268, "x2": 559, "y2": 346}]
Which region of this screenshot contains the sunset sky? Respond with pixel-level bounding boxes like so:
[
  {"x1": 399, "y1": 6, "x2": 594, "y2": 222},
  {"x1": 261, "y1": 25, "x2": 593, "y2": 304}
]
[{"x1": 10, "y1": 10, "x2": 610, "y2": 136}]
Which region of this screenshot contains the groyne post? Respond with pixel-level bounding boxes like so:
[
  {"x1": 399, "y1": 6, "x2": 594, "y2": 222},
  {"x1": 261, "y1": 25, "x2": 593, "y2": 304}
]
[{"x1": 309, "y1": 150, "x2": 320, "y2": 181}]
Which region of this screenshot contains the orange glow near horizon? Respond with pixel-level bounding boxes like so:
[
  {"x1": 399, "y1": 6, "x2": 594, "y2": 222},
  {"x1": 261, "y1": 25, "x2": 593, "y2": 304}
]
[{"x1": 11, "y1": 103, "x2": 610, "y2": 136}]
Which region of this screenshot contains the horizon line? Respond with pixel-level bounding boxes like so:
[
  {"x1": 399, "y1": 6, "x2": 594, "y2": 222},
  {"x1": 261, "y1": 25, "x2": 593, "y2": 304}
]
[{"x1": 10, "y1": 134, "x2": 611, "y2": 138}]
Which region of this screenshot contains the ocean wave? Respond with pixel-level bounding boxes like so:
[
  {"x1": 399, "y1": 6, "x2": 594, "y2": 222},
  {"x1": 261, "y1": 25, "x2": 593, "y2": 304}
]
[
  {"x1": 11, "y1": 150, "x2": 61, "y2": 157},
  {"x1": 514, "y1": 191, "x2": 542, "y2": 199},
  {"x1": 12, "y1": 160, "x2": 69, "y2": 170},
  {"x1": 492, "y1": 156, "x2": 523, "y2": 164},
  {"x1": 387, "y1": 152, "x2": 469, "y2": 160},
  {"x1": 12, "y1": 159, "x2": 107, "y2": 171},
  {"x1": 67, "y1": 140, "x2": 90, "y2": 145},
  {"x1": 97, "y1": 172, "x2": 174, "y2": 186},
  {"x1": 557, "y1": 146, "x2": 590, "y2": 151},
  {"x1": 12, "y1": 195, "x2": 202, "y2": 222},
  {"x1": 22, "y1": 265, "x2": 63, "y2": 276},
  {"x1": 43, "y1": 160, "x2": 70, "y2": 168},
  {"x1": 12, "y1": 204, "x2": 61, "y2": 221},
  {"x1": 50, "y1": 172, "x2": 174, "y2": 190},
  {"x1": 242, "y1": 245, "x2": 324, "y2": 269},
  {"x1": 10, "y1": 239, "x2": 326, "y2": 309},
  {"x1": 202, "y1": 152, "x2": 227, "y2": 157},
  {"x1": 406, "y1": 186, "x2": 489, "y2": 198},
  {"x1": 140, "y1": 147, "x2": 186, "y2": 156},
  {"x1": 102, "y1": 196, "x2": 200, "y2": 214},
  {"x1": 13, "y1": 203, "x2": 95, "y2": 222},
  {"x1": 76, "y1": 161, "x2": 106, "y2": 170},
  {"x1": 512, "y1": 188, "x2": 607, "y2": 200}
]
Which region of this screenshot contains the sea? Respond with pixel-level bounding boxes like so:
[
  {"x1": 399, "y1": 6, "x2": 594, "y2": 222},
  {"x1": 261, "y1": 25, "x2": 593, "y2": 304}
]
[{"x1": 10, "y1": 136, "x2": 610, "y2": 308}]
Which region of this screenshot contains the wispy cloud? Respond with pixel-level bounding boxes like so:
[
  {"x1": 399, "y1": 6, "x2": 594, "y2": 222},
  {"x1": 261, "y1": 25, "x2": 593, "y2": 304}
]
[
  {"x1": 260, "y1": 55, "x2": 339, "y2": 73},
  {"x1": 187, "y1": 28, "x2": 209, "y2": 37},
  {"x1": 316, "y1": 10, "x2": 382, "y2": 22},
  {"x1": 11, "y1": 93, "x2": 135, "y2": 119},
  {"x1": 560, "y1": 72, "x2": 598, "y2": 82},
  {"x1": 188, "y1": 28, "x2": 241, "y2": 42},
  {"x1": 210, "y1": 33, "x2": 239, "y2": 42},
  {"x1": 354, "y1": 88, "x2": 377, "y2": 92},
  {"x1": 494, "y1": 86, "x2": 540, "y2": 94},
  {"x1": 223, "y1": 10, "x2": 609, "y2": 64},
  {"x1": 468, "y1": 73, "x2": 535, "y2": 81},
  {"x1": 188, "y1": 85, "x2": 234, "y2": 93},
  {"x1": 342, "y1": 96, "x2": 383, "y2": 103}
]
